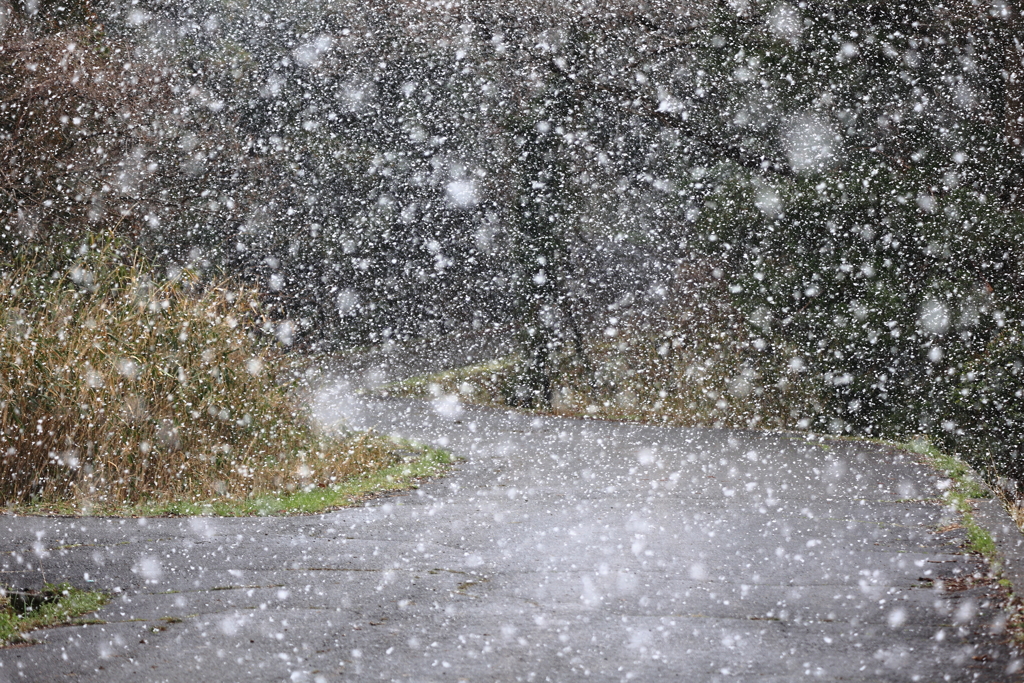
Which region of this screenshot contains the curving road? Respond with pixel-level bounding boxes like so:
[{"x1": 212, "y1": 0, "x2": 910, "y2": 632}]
[{"x1": 1, "y1": 359, "x2": 1021, "y2": 681}]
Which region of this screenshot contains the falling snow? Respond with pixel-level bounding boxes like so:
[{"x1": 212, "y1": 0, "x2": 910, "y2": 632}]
[{"x1": 2, "y1": 0, "x2": 1024, "y2": 679}]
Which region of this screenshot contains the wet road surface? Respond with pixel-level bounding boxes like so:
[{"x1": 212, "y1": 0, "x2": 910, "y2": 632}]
[{"x1": 1, "y1": 386, "x2": 1020, "y2": 681}]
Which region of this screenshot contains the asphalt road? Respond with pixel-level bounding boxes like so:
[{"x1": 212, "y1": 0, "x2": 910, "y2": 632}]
[{"x1": 1, "y1": 378, "x2": 1021, "y2": 681}]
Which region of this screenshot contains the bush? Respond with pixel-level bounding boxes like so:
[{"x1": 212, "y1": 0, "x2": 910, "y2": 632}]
[
  {"x1": 0, "y1": 239, "x2": 395, "y2": 508},
  {"x1": 936, "y1": 330, "x2": 1024, "y2": 487}
]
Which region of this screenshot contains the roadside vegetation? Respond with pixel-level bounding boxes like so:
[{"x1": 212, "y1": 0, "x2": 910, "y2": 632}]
[
  {"x1": 392, "y1": 341, "x2": 824, "y2": 431},
  {"x1": 899, "y1": 436, "x2": 999, "y2": 556},
  {"x1": 129, "y1": 444, "x2": 451, "y2": 517},
  {"x1": 388, "y1": 279, "x2": 822, "y2": 431},
  {"x1": 1, "y1": 583, "x2": 108, "y2": 646},
  {"x1": 0, "y1": 239, "x2": 434, "y2": 515}
]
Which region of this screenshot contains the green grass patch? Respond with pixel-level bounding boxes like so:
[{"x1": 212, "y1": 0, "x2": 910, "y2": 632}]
[
  {"x1": 901, "y1": 436, "x2": 992, "y2": 503},
  {"x1": 892, "y1": 437, "x2": 1001, "y2": 565},
  {"x1": 1, "y1": 583, "x2": 108, "y2": 646},
  {"x1": 962, "y1": 514, "x2": 998, "y2": 558},
  {"x1": 10, "y1": 440, "x2": 451, "y2": 517},
  {"x1": 129, "y1": 442, "x2": 452, "y2": 517}
]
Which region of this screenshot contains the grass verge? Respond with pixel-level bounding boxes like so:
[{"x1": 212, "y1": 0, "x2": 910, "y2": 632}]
[
  {"x1": 130, "y1": 442, "x2": 452, "y2": 517},
  {"x1": 909, "y1": 442, "x2": 1024, "y2": 648},
  {"x1": 1, "y1": 583, "x2": 108, "y2": 647},
  {"x1": 902, "y1": 436, "x2": 992, "y2": 508},
  {"x1": 5, "y1": 439, "x2": 452, "y2": 517}
]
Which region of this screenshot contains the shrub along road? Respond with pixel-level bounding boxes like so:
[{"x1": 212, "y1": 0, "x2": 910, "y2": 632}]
[{"x1": 1, "y1": 373, "x2": 1021, "y2": 680}]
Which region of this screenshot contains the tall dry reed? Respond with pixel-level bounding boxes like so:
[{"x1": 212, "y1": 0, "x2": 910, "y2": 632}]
[{"x1": 0, "y1": 241, "x2": 393, "y2": 508}]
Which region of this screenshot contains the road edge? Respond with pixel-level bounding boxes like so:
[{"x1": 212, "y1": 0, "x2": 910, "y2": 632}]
[{"x1": 972, "y1": 497, "x2": 1024, "y2": 599}]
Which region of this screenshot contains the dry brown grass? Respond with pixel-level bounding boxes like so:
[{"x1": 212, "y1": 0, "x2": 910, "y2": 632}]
[{"x1": 0, "y1": 239, "x2": 397, "y2": 509}]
